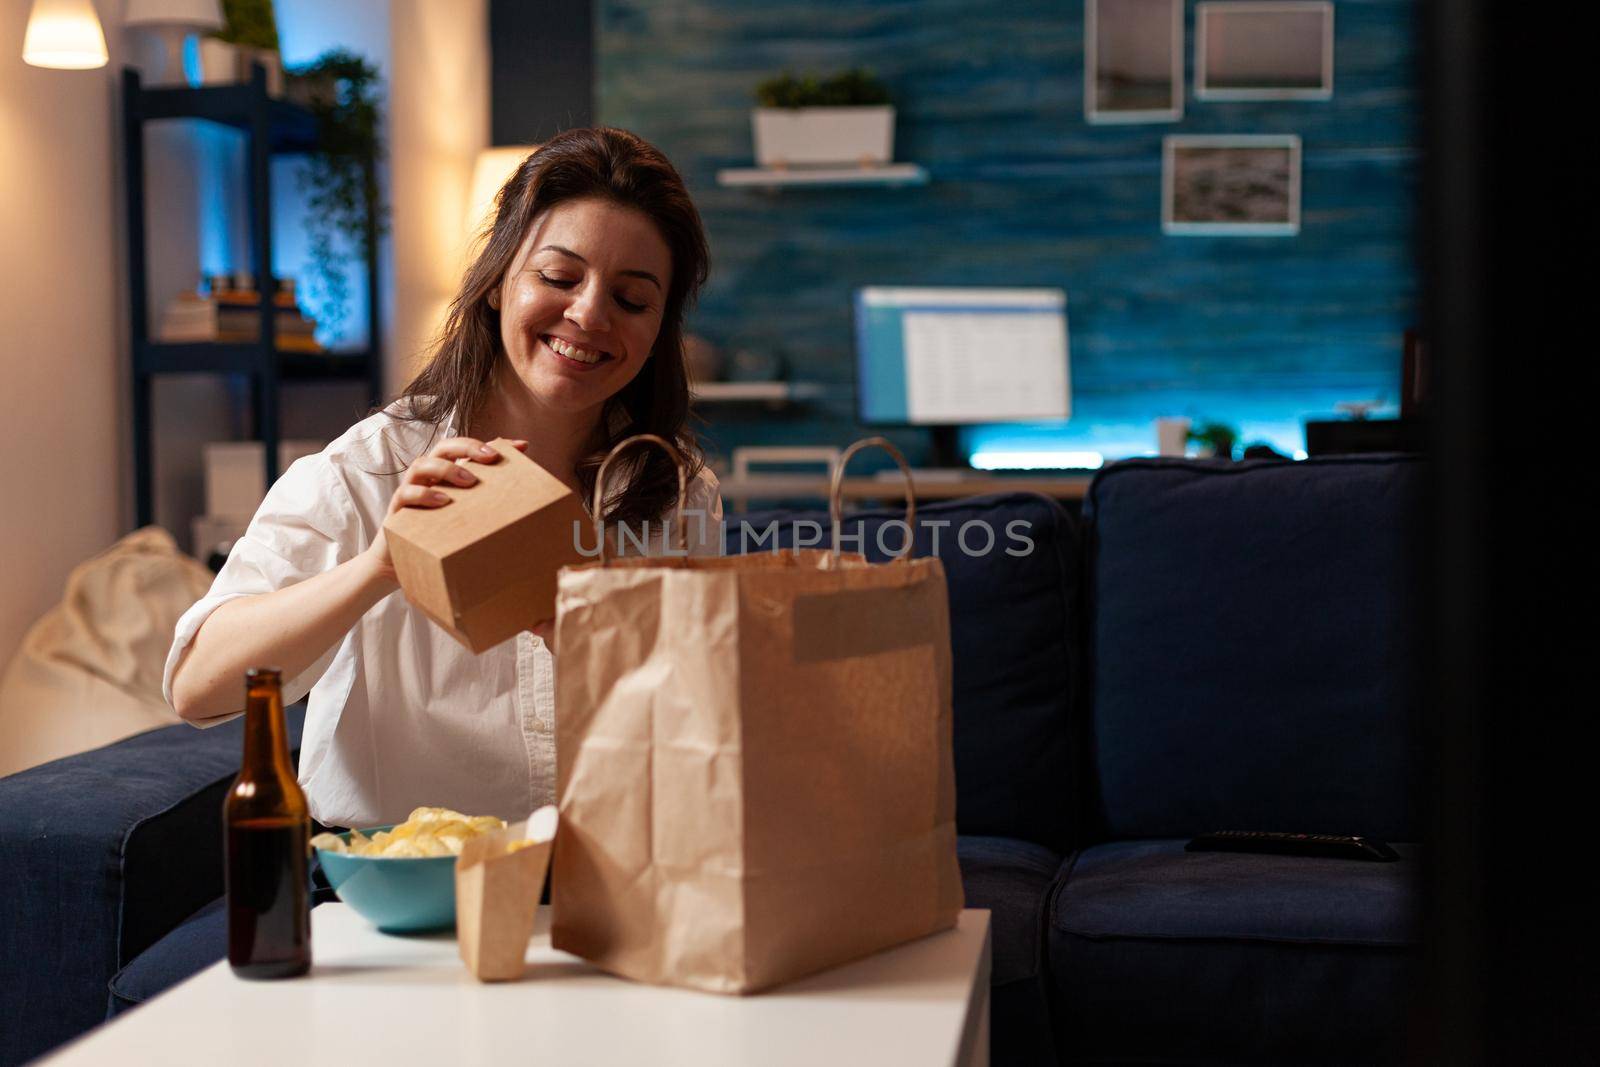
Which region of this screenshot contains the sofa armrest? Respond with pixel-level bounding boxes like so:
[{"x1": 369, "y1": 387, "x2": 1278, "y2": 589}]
[{"x1": 0, "y1": 703, "x2": 304, "y2": 1066}]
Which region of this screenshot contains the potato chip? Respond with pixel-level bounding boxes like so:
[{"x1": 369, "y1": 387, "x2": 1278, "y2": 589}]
[
  {"x1": 408, "y1": 806, "x2": 465, "y2": 824},
  {"x1": 324, "y1": 808, "x2": 508, "y2": 858},
  {"x1": 310, "y1": 832, "x2": 346, "y2": 853},
  {"x1": 423, "y1": 820, "x2": 471, "y2": 841}
]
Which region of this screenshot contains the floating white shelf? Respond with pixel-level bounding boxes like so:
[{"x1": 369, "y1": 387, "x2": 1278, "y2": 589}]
[
  {"x1": 692, "y1": 381, "x2": 825, "y2": 403},
  {"x1": 715, "y1": 163, "x2": 930, "y2": 189}
]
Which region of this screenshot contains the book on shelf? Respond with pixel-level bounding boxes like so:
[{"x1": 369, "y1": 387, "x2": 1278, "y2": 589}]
[
  {"x1": 157, "y1": 291, "x2": 217, "y2": 342},
  {"x1": 157, "y1": 287, "x2": 325, "y2": 353},
  {"x1": 214, "y1": 331, "x2": 325, "y2": 353}
]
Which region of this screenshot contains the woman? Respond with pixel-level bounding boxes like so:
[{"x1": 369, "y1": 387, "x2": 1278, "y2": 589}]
[{"x1": 165, "y1": 128, "x2": 722, "y2": 829}]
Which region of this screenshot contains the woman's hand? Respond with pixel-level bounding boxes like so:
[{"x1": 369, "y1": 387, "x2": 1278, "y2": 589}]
[
  {"x1": 176, "y1": 437, "x2": 529, "y2": 721},
  {"x1": 362, "y1": 437, "x2": 528, "y2": 587}
]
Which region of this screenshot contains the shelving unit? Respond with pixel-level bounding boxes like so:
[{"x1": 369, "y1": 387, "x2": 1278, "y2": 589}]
[
  {"x1": 123, "y1": 64, "x2": 382, "y2": 527},
  {"x1": 715, "y1": 163, "x2": 929, "y2": 189}
]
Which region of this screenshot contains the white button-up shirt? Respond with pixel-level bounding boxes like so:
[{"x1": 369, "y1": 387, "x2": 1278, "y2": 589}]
[{"x1": 162, "y1": 405, "x2": 723, "y2": 829}]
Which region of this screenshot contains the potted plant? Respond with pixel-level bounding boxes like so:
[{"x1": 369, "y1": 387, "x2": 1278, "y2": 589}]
[
  {"x1": 1187, "y1": 421, "x2": 1240, "y2": 460},
  {"x1": 194, "y1": 0, "x2": 283, "y2": 92},
  {"x1": 285, "y1": 50, "x2": 388, "y2": 340},
  {"x1": 751, "y1": 68, "x2": 895, "y2": 169}
]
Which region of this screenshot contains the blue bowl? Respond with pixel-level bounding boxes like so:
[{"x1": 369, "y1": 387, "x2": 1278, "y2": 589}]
[{"x1": 314, "y1": 825, "x2": 458, "y2": 933}]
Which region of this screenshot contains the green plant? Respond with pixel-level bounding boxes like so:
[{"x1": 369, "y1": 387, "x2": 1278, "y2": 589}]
[
  {"x1": 287, "y1": 50, "x2": 388, "y2": 339},
  {"x1": 213, "y1": 0, "x2": 280, "y2": 50},
  {"x1": 755, "y1": 68, "x2": 892, "y2": 108},
  {"x1": 1187, "y1": 421, "x2": 1239, "y2": 459}
]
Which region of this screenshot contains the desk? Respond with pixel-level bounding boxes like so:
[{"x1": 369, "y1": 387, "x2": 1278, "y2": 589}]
[
  {"x1": 42, "y1": 904, "x2": 992, "y2": 1067},
  {"x1": 720, "y1": 473, "x2": 1092, "y2": 510}
]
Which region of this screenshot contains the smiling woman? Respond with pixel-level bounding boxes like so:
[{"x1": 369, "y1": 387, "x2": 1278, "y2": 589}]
[
  {"x1": 400, "y1": 127, "x2": 711, "y2": 526},
  {"x1": 163, "y1": 128, "x2": 722, "y2": 830},
  {"x1": 490, "y1": 204, "x2": 669, "y2": 421}
]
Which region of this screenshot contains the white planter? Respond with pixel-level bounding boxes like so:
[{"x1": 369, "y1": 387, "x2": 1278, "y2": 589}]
[
  {"x1": 751, "y1": 106, "x2": 895, "y2": 168},
  {"x1": 192, "y1": 38, "x2": 239, "y2": 86},
  {"x1": 190, "y1": 40, "x2": 283, "y2": 94}
]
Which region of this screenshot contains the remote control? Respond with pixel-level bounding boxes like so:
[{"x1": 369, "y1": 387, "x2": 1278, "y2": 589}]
[{"x1": 1186, "y1": 830, "x2": 1399, "y2": 862}]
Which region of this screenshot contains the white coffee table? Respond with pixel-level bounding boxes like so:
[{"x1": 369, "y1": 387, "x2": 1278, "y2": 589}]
[{"x1": 44, "y1": 904, "x2": 992, "y2": 1066}]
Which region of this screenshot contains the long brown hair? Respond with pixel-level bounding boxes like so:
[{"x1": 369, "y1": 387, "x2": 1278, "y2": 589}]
[{"x1": 396, "y1": 127, "x2": 709, "y2": 525}]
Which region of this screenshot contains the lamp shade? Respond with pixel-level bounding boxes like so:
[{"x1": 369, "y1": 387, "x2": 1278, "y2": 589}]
[
  {"x1": 22, "y1": 0, "x2": 108, "y2": 68},
  {"x1": 465, "y1": 146, "x2": 538, "y2": 239},
  {"x1": 123, "y1": 0, "x2": 222, "y2": 29}
]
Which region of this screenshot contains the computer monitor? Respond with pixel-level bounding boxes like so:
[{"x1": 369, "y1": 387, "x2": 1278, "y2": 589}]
[{"x1": 854, "y1": 287, "x2": 1072, "y2": 427}]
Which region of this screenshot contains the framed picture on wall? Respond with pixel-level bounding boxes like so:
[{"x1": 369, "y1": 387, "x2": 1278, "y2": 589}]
[
  {"x1": 1162, "y1": 135, "x2": 1302, "y2": 236},
  {"x1": 1195, "y1": 1, "x2": 1334, "y2": 100},
  {"x1": 1085, "y1": 0, "x2": 1184, "y2": 124}
]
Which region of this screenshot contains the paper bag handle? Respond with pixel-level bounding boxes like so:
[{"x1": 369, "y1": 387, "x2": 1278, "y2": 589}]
[
  {"x1": 593, "y1": 433, "x2": 688, "y2": 564},
  {"x1": 830, "y1": 436, "x2": 917, "y2": 562}
]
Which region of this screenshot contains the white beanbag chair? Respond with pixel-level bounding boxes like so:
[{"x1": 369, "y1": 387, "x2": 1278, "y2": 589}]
[{"x1": 0, "y1": 527, "x2": 214, "y2": 778}]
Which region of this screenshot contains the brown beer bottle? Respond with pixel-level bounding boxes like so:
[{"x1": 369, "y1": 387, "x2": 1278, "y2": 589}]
[{"x1": 224, "y1": 667, "x2": 311, "y2": 978}]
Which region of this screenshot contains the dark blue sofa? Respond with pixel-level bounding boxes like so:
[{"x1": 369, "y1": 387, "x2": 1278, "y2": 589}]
[{"x1": 0, "y1": 455, "x2": 1421, "y2": 1065}]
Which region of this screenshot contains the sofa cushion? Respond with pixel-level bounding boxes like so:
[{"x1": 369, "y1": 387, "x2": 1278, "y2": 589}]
[
  {"x1": 1084, "y1": 456, "x2": 1422, "y2": 841},
  {"x1": 959, "y1": 835, "x2": 1060, "y2": 986},
  {"x1": 0, "y1": 704, "x2": 305, "y2": 1066},
  {"x1": 728, "y1": 493, "x2": 1079, "y2": 851},
  {"x1": 958, "y1": 835, "x2": 1062, "y2": 1066},
  {"x1": 107, "y1": 896, "x2": 226, "y2": 1014},
  {"x1": 1048, "y1": 839, "x2": 1418, "y2": 1064},
  {"x1": 110, "y1": 877, "x2": 338, "y2": 1015}
]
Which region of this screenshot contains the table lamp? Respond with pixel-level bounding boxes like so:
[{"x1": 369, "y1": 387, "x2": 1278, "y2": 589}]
[
  {"x1": 124, "y1": 0, "x2": 222, "y2": 85},
  {"x1": 21, "y1": 0, "x2": 108, "y2": 69}
]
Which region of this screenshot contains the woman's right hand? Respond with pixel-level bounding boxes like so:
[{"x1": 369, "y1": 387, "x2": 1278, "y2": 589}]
[{"x1": 362, "y1": 437, "x2": 528, "y2": 585}]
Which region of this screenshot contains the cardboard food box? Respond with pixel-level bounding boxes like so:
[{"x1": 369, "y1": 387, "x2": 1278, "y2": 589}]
[
  {"x1": 456, "y1": 806, "x2": 558, "y2": 982},
  {"x1": 383, "y1": 439, "x2": 588, "y2": 652}
]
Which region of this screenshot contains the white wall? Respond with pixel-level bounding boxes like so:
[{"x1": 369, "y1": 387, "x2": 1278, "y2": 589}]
[
  {"x1": 0, "y1": 0, "x2": 487, "y2": 671},
  {"x1": 0, "y1": 0, "x2": 124, "y2": 670}
]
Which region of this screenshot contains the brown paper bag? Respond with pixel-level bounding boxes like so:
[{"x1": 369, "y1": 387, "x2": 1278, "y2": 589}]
[
  {"x1": 550, "y1": 435, "x2": 962, "y2": 994},
  {"x1": 455, "y1": 806, "x2": 558, "y2": 981}
]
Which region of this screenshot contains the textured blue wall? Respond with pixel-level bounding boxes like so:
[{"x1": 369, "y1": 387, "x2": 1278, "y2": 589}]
[{"x1": 597, "y1": 0, "x2": 1416, "y2": 463}]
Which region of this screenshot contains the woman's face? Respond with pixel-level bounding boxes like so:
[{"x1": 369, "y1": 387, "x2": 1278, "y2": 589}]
[{"x1": 494, "y1": 196, "x2": 673, "y2": 418}]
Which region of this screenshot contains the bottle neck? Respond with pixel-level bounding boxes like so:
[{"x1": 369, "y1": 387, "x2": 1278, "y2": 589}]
[{"x1": 241, "y1": 684, "x2": 292, "y2": 780}]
